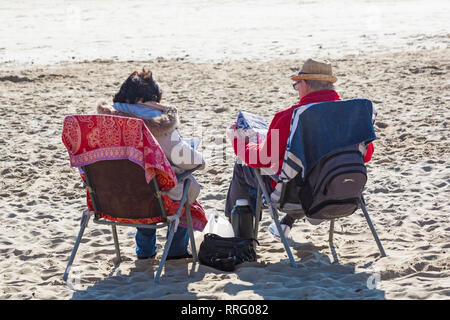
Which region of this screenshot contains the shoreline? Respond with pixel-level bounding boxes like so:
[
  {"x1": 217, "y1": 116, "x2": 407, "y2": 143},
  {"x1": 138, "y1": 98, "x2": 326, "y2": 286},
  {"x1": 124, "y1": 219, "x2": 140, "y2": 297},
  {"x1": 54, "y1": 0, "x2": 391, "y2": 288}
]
[{"x1": 1, "y1": 37, "x2": 449, "y2": 70}]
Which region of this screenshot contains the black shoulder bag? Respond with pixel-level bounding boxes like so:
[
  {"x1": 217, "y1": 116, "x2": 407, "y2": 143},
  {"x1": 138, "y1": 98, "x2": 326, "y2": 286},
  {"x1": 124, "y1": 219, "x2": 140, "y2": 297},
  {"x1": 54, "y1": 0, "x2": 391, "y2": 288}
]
[{"x1": 198, "y1": 233, "x2": 259, "y2": 272}]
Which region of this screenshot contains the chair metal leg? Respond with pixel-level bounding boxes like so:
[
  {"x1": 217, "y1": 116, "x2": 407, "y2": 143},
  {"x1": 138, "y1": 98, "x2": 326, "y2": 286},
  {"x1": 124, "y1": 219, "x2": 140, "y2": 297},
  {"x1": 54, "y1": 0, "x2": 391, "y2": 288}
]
[
  {"x1": 328, "y1": 219, "x2": 340, "y2": 263},
  {"x1": 185, "y1": 201, "x2": 198, "y2": 263},
  {"x1": 254, "y1": 170, "x2": 298, "y2": 269},
  {"x1": 111, "y1": 225, "x2": 121, "y2": 263},
  {"x1": 155, "y1": 221, "x2": 176, "y2": 283},
  {"x1": 154, "y1": 179, "x2": 191, "y2": 283},
  {"x1": 329, "y1": 219, "x2": 335, "y2": 242},
  {"x1": 63, "y1": 211, "x2": 91, "y2": 281},
  {"x1": 271, "y1": 206, "x2": 298, "y2": 269},
  {"x1": 360, "y1": 197, "x2": 386, "y2": 257}
]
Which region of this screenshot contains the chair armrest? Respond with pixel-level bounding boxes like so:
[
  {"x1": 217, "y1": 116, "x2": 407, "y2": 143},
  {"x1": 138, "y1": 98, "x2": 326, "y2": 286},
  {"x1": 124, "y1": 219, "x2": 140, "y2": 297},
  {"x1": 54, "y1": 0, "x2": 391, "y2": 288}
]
[{"x1": 176, "y1": 164, "x2": 203, "y2": 183}]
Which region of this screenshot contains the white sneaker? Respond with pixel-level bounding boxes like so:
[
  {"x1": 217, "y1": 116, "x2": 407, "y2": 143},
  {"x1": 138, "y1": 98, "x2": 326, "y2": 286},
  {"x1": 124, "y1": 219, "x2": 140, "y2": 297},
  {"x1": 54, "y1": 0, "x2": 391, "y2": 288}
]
[{"x1": 268, "y1": 222, "x2": 291, "y2": 239}]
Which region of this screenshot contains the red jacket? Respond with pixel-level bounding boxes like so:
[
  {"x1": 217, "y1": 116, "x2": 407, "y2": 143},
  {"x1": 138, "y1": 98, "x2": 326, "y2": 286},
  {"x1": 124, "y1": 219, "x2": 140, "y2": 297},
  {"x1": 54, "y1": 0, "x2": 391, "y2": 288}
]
[{"x1": 233, "y1": 90, "x2": 374, "y2": 186}]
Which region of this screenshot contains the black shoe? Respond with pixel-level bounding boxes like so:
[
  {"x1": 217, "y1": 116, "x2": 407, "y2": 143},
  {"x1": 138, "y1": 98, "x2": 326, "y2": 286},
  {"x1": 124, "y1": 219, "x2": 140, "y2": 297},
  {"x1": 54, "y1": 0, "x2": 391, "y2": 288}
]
[
  {"x1": 137, "y1": 253, "x2": 156, "y2": 260},
  {"x1": 166, "y1": 252, "x2": 193, "y2": 260}
]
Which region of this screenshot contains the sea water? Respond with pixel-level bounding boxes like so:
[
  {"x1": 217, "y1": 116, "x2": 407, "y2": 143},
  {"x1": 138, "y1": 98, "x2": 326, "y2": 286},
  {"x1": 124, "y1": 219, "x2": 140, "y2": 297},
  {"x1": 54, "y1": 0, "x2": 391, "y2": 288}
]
[{"x1": 1, "y1": 0, "x2": 448, "y2": 65}]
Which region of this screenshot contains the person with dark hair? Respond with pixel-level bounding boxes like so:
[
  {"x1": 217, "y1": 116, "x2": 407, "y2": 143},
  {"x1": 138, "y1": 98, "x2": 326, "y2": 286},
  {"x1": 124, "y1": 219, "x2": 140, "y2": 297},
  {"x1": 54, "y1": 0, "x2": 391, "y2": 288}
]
[
  {"x1": 112, "y1": 69, "x2": 162, "y2": 104},
  {"x1": 98, "y1": 69, "x2": 205, "y2": 260}
]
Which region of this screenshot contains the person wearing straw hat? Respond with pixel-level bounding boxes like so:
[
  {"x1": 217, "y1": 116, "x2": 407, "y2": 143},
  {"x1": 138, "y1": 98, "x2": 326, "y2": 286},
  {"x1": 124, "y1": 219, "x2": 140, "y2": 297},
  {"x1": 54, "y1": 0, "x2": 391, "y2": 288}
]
[
  {"x1": 225, "y1": 58, "x2": 374, "y2": 237},
  {"x1": 291, "y1": 58, "x2": 337, "y2": 92}
]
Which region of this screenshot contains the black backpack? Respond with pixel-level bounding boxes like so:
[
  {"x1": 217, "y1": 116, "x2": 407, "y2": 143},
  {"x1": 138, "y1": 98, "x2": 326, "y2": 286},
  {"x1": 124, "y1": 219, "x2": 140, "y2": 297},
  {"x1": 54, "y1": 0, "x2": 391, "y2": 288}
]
[
  {"x1": 299, "y1": 145, "x2": 367, "y2": 220},
  {"x1": 198, "y1": 233, "x2": 258, "y2": 272}
]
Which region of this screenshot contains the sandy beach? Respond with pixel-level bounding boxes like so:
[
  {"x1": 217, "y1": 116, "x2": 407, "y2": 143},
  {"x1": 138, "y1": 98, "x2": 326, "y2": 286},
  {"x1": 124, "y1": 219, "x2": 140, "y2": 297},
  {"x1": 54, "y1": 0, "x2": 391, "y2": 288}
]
[
  {"x1": 0, "y1": 0, "x2": 449, "y2": 300},
  {"x1": 0, "y1": 47, "x2": 449, "y2": 299}
]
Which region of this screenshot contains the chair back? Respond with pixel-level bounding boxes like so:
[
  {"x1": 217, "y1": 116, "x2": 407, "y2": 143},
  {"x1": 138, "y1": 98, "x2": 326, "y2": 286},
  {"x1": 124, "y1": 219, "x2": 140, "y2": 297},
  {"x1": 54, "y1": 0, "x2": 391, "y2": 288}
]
[
  {"x1": 273, "y1": 99, "x2": 376, "y2": 216},
  {"x1": 62, "y1": 114, "x2": 207, "y2": 230},
  {"x1": 83, "y1": 159, "x2": 166, "y2": 220},
  {"x1": 285, "y1": 98, "x2": 376, "y2": 180}
]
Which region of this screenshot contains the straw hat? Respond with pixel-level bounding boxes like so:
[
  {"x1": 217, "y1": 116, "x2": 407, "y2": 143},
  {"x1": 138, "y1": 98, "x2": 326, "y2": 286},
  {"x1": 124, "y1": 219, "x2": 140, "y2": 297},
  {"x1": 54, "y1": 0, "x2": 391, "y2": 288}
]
[{"x1": 291, "y1": 59, "x2": 337, "y2": 83}]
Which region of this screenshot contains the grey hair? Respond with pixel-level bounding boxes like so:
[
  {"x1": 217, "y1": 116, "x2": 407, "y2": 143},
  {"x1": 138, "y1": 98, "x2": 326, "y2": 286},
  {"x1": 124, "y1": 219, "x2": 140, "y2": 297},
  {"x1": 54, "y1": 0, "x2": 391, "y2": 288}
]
[{"x1": 304, "y1": 80, "x2": 335, "y2": 91}]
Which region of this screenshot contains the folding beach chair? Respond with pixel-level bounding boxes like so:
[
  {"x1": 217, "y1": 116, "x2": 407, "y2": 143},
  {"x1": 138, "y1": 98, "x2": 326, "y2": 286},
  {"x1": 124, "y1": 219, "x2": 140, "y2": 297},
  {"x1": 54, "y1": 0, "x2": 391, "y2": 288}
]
[
  {"x1": 61, "y1": 114, "x2": 206, "y2": 283},
  {"x1": 252, "y1": 99, "x2": 386, "y2": 268}
]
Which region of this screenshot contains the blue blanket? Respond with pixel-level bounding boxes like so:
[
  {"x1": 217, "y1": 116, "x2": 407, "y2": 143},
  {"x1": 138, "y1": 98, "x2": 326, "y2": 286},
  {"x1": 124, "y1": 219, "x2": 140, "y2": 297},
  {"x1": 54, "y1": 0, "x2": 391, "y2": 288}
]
[
  {"x1": 271, "y1": 98, "x2": 377, "y2": 203},
  {"x1": 284, "y1": 98, "x2": 376, "y2": 179}
]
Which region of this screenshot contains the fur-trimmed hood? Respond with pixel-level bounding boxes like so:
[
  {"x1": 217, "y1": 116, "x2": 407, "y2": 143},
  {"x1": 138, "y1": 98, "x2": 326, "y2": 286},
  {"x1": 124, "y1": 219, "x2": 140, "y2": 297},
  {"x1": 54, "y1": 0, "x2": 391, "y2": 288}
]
[{"x1": 97, "y1": 100, "x2": 180, "y2": 137}]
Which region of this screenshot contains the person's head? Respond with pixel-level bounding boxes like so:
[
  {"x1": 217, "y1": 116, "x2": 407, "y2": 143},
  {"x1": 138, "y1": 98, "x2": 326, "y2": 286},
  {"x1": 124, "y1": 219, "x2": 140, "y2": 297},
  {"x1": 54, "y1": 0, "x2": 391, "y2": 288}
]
[
  {"x1": 291, "y1": 59, "x2": 337, "y2": 98},
  {"x1": 113, "y1": 69, "x2": 162, "y2": 104}
]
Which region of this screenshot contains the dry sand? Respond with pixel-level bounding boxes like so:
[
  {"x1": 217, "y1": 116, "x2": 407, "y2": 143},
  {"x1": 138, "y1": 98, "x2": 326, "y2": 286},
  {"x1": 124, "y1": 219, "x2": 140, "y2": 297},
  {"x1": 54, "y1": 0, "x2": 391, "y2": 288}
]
[{"x1": 0, "y1": 48, "x2": 449, "y2": 299}]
